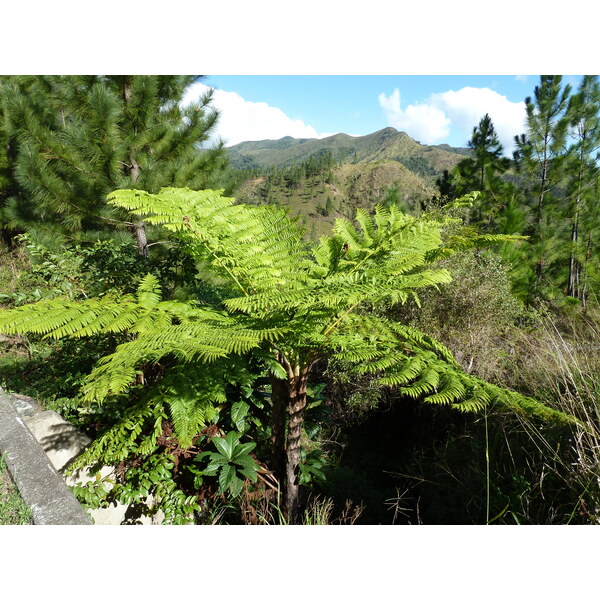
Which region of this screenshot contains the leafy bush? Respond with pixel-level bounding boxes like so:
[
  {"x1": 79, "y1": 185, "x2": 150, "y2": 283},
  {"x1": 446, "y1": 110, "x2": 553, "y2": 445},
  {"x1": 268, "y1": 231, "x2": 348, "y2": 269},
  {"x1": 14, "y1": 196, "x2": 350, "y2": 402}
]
[
  {"x1": 194, "y1": 431, "x2": 261, "y2": 497},
  {"x1": 393, "y1": 249, "x2": 525, "y2": 381}
]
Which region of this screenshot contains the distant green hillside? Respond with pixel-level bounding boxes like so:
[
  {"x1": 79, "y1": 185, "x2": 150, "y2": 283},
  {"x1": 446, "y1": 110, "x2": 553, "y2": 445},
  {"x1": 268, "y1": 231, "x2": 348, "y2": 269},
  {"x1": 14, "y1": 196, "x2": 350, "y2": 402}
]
[
  {"x1": 225, "y1": 128, "x2": 470, "y2": 239},
  {"x1": 226, "y1": 127, "x2": 469, "y2": 178},
  {"x1": 234, "y1": 159, "x2": 439, "y2": 239}
]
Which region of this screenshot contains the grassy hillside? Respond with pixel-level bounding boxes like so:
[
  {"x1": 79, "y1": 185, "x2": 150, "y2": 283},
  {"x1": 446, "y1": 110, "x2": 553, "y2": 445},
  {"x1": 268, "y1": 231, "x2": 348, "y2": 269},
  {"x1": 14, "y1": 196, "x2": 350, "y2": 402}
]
[{"x1": 234, "y1": 159, "x2": 436, "y2": 239}]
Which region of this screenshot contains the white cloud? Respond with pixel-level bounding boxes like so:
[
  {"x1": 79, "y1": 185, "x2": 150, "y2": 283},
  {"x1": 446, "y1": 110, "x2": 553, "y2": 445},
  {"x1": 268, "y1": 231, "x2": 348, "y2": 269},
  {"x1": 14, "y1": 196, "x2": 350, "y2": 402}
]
[
  {"x1": 182, "y1": 82, "x2": 328, "y2": 147},
  {"x1": 430, "y1": 87, "x2": 526, "y2": 152},
  {"x1": 379, "y1": 86, "x2": 527, "y2": 154},
  {"x1": 378, "y1": 89, "x2": 451, "y2": 144}
]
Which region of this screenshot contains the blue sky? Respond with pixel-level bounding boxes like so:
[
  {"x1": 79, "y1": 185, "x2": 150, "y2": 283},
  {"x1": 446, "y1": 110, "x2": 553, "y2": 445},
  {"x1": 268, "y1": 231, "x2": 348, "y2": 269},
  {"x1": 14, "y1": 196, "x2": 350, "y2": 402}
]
[{"x1": 184, "y1": 75, "x2": 583, "y2": 155}]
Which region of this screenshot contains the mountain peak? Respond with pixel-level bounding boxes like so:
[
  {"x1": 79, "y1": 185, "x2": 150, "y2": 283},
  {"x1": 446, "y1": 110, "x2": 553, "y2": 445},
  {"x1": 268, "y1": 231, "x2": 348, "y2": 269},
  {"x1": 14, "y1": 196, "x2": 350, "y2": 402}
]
[
  {"x1": 366, "y1": 127, "x2": 412, "y2": 144},
  {"x1": 377, "y1": 127, "x2": 400, "y2": 136}
]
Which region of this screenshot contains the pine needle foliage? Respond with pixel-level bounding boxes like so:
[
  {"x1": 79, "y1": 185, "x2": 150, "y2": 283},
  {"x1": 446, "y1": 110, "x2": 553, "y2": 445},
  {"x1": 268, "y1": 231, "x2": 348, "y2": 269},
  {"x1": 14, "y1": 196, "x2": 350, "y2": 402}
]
[{"x1": 0, "y1": 76, "x2": 225, "y2": 247}]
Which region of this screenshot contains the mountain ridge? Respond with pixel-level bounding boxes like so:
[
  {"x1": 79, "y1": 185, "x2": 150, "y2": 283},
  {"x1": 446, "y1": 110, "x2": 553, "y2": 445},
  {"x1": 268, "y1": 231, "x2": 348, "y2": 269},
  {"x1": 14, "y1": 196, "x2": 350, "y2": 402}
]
[{"x1": 226, "y1": 127, "x2": 470, "y2": 175}]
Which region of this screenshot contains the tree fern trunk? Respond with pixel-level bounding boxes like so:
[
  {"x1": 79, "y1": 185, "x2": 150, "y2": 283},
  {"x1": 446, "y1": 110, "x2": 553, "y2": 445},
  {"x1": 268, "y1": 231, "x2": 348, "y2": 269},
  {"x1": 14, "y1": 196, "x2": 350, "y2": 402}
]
[
  {"x1": 270, "y1": 374, "x2": 288, "y2": 493},
  {"x1": 285, "y1": 370, "x2": 309, "y2": 522},
  {"x1": 269, "y1": 367, "x2": 309, "y2": 523}
]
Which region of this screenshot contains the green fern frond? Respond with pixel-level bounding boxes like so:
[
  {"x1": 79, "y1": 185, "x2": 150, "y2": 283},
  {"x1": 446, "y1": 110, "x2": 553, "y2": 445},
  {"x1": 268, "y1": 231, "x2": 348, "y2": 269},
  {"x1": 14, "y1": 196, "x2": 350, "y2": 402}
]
[
  {"x1": 333, "y1": 218, "x2": 365, "y2": 249},
  {"x1": 136, "y1": 273, "x2": 162, "y2": 308},
  {"x1": 67, "y1": 397, "x2": 168, "y2": 473},
  {"x1": 79, "y1": 316, "x2": 287, "y2": 404},
  {"x1": 398, "y1": 365, "x2": 441, "y2": 398},
  {"x1": 388, "y1": 322, "x2": 459, "y2": 366},
  {"x1": 377, "y1": 353, "x2": 432, "y2": 386},
  {"x1": 423, "y1": 372, "x2": 466, "y2": 404},
  {"x1": 349, "y1": 350, "x2": 406, "y2": 374},
  {"x1": 0, "y1": 294, "x2": 128, "y2": 338},
  {"x1": 159, "y1": 364, "x2": 228, "y2": 448},
  {"x1": 108, "y1": 188, "x2": 309, "y2": 296}
]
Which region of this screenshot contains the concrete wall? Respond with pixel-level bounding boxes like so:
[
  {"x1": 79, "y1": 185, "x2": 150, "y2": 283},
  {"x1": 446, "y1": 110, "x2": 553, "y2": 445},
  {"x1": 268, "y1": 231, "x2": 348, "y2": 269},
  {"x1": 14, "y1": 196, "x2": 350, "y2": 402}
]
[{"x1": 0, "y1": 389, "x2": 92, "y2": 525}]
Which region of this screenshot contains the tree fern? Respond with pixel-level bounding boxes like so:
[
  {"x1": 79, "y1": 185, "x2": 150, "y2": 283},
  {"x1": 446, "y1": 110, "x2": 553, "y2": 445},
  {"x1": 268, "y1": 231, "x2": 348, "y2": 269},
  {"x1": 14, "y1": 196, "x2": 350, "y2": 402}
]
[{"x1": 0, "y1": 187, "x2": 573, "y2": 523}]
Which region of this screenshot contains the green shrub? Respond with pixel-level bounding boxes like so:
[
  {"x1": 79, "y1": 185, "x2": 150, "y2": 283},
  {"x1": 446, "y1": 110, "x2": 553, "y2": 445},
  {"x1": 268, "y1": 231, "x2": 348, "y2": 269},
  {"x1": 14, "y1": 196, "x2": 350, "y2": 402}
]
[{"x1": 393, "y1": 249, "x2": 525, "y2": 381}]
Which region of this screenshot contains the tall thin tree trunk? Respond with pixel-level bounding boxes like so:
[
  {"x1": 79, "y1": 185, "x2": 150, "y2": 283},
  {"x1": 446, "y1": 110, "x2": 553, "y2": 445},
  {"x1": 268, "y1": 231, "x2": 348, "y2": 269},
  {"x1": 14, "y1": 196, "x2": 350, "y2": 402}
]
[
  {"x1": 128, "y1": 151, "x2": 147, "y2": 256},
  {"x1": 535, "y1": 153, "x2": 550, "y2": 286},
  {"x1": 568, "y1": 193, "x2": 581, "y2": 298},
  {"x1": 537, "y1": 167, "x2": 548, "y2": 229},
  {"x1": 121, "y1": 76, "x2": 148, "y2": 257},
  {"x1": 568, "y1": 155, "x2": 588, "y2": 300},
  {"x1": 582, "y1": 235, "x2": 592, "y2": 309},
  {"x1": 134, "y1": 221, "x2": 149, "y2": 257}
]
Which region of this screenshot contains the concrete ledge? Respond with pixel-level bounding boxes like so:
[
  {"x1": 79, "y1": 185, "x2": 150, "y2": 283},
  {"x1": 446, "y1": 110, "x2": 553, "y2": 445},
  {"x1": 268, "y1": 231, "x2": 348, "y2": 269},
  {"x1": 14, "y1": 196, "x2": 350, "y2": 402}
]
[{"x1": 0, "y1": 390, "x2": 92, "y2": 525}]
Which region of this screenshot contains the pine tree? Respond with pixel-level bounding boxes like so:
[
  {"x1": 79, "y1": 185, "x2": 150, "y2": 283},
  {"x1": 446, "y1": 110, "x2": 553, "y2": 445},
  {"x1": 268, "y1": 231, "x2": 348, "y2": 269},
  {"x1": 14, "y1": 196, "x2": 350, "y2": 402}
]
[
  {"x1": 513, "y1": 75, "x2": 572, "y2": 299},
  {"x1": 0, "y1": 75, "x2": 29, "y2": 247},
  {"x1": 0, "y1": 76, "x2": 225, "y2": 253},
  {"x1": 434, "y1": 170, "x2": 457, "y2": 203},
  {"x1": 382, "y1": 186, "x2": 402, "y2": 210},
  {"x1": 564, "y1": 75, "x2": 600, "y2": 302},
  {"x1": 453, "y1": 114, "x2": 511, "y2": 227}
]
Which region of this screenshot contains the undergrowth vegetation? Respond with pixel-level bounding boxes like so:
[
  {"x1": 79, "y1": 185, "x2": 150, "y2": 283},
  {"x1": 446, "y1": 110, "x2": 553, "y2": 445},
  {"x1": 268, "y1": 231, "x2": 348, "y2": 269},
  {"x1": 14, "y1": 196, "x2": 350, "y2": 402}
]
[{"x1": 1, "y1": 190, "x2": 598, "y2": 525}]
